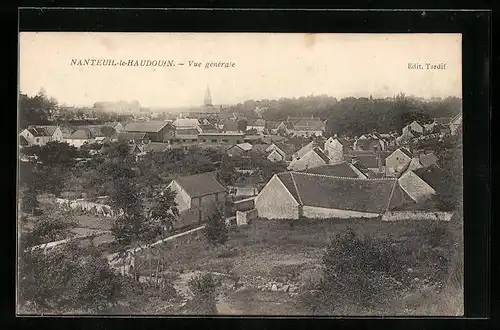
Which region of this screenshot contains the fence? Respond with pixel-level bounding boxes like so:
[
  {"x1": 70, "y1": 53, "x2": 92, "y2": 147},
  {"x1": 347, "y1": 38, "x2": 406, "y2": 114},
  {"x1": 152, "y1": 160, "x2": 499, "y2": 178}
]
[
  {"x1": 382, "y1": 211, "x2": 453, "y2": 222},
  {"x1": 55, "y1": 198, "x2": 121, "y2": 217}
]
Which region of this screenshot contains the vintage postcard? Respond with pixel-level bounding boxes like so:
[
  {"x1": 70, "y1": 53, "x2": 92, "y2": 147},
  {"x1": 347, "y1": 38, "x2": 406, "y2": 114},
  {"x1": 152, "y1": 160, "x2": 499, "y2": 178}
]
[{"x1": 17, "y1": 32, "x2": 463, "y2": 316}]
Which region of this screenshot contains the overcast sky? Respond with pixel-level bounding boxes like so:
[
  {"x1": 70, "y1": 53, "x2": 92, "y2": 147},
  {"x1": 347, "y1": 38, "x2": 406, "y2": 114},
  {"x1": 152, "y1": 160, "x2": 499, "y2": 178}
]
[{"x1": 19, "y1": 32, "x2": 462, "y2": 108}]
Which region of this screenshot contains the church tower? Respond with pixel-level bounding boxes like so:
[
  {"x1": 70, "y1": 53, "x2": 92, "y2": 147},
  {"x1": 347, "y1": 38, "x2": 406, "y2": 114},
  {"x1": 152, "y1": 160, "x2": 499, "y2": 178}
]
[{"x1": 204, "y1": 85, "x2": 213, "y2": 107}]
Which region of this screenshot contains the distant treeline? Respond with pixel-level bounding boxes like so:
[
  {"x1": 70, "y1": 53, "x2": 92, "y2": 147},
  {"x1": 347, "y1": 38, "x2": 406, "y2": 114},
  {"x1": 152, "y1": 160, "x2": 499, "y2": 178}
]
[{"x1": 225, "y1": 93, "x2": 462, "y2": 136}]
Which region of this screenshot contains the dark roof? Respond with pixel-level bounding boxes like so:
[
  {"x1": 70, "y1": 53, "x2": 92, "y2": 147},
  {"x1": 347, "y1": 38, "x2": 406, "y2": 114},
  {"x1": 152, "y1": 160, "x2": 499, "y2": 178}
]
[
  {"x1": 292, "y1": 118, "x2": 325, "y2": 131},
  {"x1": 19, "y1": 135, "x2": 29, "y2": 146},
  {"x1": 113, "y1": 131, "x2": 147, "y2": 141},
  {"x1": 173, "y1": 172, "x2": 226, "y2": 198},
  {"x1": 175, "y1": 128, "x2": 199, "y2": 136},
  {"x1": 355, "y1": 139, "x2": 382, "y2": 151},
  {"x1": 222, "y1": 121, "x2": 239, "y2": 132},
  {"x1": 265, "y1": 121, "x2": 281, "y2": 130},
  {"x1": 274, "y1": 142, "x2": 297, "y2": 156},
  {"x1": 303, "y1": 162, "x2": 359, "y2": 178},
  {"x1": 143, "y1": 142, "x2": 169, "y2": 153},
  {"x1": 27, "y1": 127, "x2": 51, "y2": 137},
  {"x1": 419, "y1": 152, "x2": 438, "y2": 167},
  {"x1": 399, "y1": 147, "x2": 413, "y2": 158},
  {"x1": 434, "y1": 117, "x2": 453, "y2": 125},
  {"x1": 247, "y1": 119, "x2": 266, "y2": 126},
  {"x1": 312, "y1": 147, "x2": 330, "y2": 163},
  {"x1": 354, "y1": 154, "x2": 379, "y2": 168},
  {"x1": 412, "y1": 164, "x2": 444, "y2": 190},
  {"x1": 123, "y1": 121, "x2": 171, "y2": 133},
  {"x1": 70, "y1": 128, "x2": 93, "y2": 139},
  {"x1": 34, "y1": 125, "x2": 59, "y2": 136},
  {"x1": 277, "y1": 172, "x2": 404, "y2": 213}
]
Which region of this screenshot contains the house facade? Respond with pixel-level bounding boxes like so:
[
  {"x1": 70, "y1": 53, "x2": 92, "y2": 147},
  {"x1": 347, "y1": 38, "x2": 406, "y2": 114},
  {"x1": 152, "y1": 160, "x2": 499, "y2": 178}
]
[
  {"x1": 167, "y1": 172, "x2": 228, "y2": 227},
  {"x1": 66, "y1": 128, "x2": 93, "y2": 148},
  {"x1": 287, "y1": 147, "x2": 330, "y2": 171},
  {"x1": 123, "y1": 121, "x2": 175, "y2": 142},
  {"x1": 323, "y1": 137, "x2": 350, "y2": 164},
  {"x1": 198, "y1": 132, "x2": 245, "y2": 144},
  {"x1": 397, "y1": 170, "x2": 436, "y2": 203},
  {"x1": 20, "y1": 126, "x2": 62, "y2": 146},
  {"x1": 385, "y1": 147, "x2": 413, "y2": 177},
  {"x1": 255, "y1": 172, "x2": 407, "y2": 220}
]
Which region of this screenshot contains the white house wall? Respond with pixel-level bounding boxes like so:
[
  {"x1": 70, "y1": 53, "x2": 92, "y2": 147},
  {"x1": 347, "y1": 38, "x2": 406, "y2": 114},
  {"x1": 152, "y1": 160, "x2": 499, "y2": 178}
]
[
  {"x1": 255, "y1": 175, "x2": 300, "y2": 219},
  {"x1": 302, "y1": 206, "x2": 380, "y2": 219},
  {"x1": 288, "y1": 150, "x2": 326, "y2": 171},
  {"x1": 168, "y1": 180, "x2": 192, "y2": 212},
  {"x1": 398, "y1": 171, "x2": 436, "y2": 203}
]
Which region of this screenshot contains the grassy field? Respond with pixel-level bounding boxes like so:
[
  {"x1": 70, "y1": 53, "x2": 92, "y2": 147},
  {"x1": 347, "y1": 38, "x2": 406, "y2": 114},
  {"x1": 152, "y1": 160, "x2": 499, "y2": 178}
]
[{"x1": 133, "y1": 217, "x2": 463, "y2": 316}]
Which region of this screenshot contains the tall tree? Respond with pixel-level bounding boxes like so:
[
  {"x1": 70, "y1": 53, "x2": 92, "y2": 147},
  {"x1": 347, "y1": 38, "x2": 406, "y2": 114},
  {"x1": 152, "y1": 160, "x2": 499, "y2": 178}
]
[
  {"x1": 148, "y1": 187, "x2": 179, "y2": 237},
  {"x1": 203, "y1": 206, "x2": 228, "y2": 248}
]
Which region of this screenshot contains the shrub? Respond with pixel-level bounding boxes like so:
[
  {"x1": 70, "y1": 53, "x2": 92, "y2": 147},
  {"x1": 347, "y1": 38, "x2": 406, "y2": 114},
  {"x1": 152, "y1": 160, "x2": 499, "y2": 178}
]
[
  {"x1": 306, "y1": 231, "x2": 403, "y2": 315},
  {"x1": 187, "y1": 272, "x2": 220, "y2": 315}
]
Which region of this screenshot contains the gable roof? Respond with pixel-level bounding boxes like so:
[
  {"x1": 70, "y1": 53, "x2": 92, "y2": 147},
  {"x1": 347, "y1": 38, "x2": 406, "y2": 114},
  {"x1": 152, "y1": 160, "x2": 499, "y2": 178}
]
[
  {"x1": 265, "y1": 120, "x2": 282, "y2": 130},
  {"x1": 412, "y1": 164, "x2": 444, "y2": 190},
  {"x1": 419, "y1": 152, "x2": 438, "y2": 167},
  {"x1": 70, "y1": 128, "x2": 93, "y2": 139},
  {"x1": 292, "y1": 118, "x2": 325, "y2": 131},
  {"x1": 295, "y1": 141, "x2": 316, "y2": 159},
  {"x1": 222, "y1": 120, "x2": 239, "y2": 132},
  {"x1": 173, "y1": 172, "x2": 226, "y2": 198},
  {"x1": 353, "y1": 154, "x2": 379, "y2": 169},
  {"x1": 19, "y1": 135, "x2": 29, "y2": 145},
  {"x1": 236, "y1": 142, "x2": 253, "y2": 151},
  {"x1": 312, "y1": 147, "x2": 330, "y2": 163},
  {"x1": 276, "y1": 172, "x2": 404, "y2": 213},
  {"x1": 143, "y1": 142, "x2": 169, "y2": 153},
  {"x1": 173, "y1": 118, "x2": 201, "y2": 128},
  {"x1": 123, "y1": 121, "x2": 171, "y2": 133},
  {"x1": 26, "y1": 127, "x2": 51, "y2": 137},
  {"x1": 247, "y1": 119, "x2": 266, "y2": 126},
  {"x1": 34, "y1": 125, "x2": 59, "y2": 136},
  {"x1": 112, "y1": 131, "x2": 148, "y2": 141},
  {"x1": 303, "y1": 161, "x2": 359, "y2": 178}
]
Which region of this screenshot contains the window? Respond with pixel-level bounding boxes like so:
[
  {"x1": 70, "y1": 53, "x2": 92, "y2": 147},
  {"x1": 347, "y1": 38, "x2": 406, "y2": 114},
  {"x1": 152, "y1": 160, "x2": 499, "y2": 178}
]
[
  {"x1": 202, "y1": 139, "x2": 207, "y2": 142},
  {"x1": 222, "y1": 139, "x2": 228, "y2": 143},
  {"x1": 36, "y1": 138, "x2": 39, "y2": 143},
  {"x1": 211, "y1": 139, "x2": 217, "y2": 143}
]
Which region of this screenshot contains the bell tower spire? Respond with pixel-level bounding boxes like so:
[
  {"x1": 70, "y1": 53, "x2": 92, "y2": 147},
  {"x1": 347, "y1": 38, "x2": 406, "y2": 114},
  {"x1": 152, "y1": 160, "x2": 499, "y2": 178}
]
[{"x1": 204, "y1": 85, "x2": 212, "y2": 107}]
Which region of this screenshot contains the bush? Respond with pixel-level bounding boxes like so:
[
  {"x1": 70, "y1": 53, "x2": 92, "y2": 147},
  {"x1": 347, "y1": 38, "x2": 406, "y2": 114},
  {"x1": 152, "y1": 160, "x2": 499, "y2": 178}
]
[
  {"x1": 305, "y1": 231, "x2": 403, "y2": 315},
  {"x1": 187, "y1": 272, "x2": 220, "y2": 315}
]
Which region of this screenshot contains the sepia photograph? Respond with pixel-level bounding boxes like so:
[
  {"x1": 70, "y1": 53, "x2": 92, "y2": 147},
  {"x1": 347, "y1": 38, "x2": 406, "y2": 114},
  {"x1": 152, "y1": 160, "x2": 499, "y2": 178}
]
[{"x1": 17, "y1": 32, "x2": 463, "y2": 316}]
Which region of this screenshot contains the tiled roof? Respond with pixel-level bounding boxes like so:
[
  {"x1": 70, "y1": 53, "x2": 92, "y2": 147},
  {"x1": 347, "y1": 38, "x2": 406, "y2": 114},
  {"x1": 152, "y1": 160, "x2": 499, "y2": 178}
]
[
  {"x1": 143, "y1": 142, "x2": 170, "y2": 153},
  {"x1": 292, "y1": 118, "x2": 325, "y2": 131},
  {"x1": 354, "y1": 154, "x2": 379, "y2": 168},
  {"x1": 123, "y1": 121, "x2": 171, "y2": 133},
  {"x1": 34, "y1": 125, "x2": 59, "y2": 136},
  {"x1": 173, "y1": 118, "x2": 201, "y2": 128},
  {"x1": 70, "y1": 128, "x2": 93, "y2": 139},
  {"x1": 399, "y1": 147, "x2": 413, "y2": 158},
  {"x1": 27, "y1": 127, "x2": 51, "y2": 137},
  {"x1": 113, "y1": 131, "x2": 147, "y2": 141},
  {"x1": 222, "y1": 121, "x2": 239, "y2": 132},
  {"x1": 419, "y1": 152, "x2": 438, "y2": 167},
  {"x1": 173, "y1": 172, "x2": 226, "y2": 198},
  {"x1": 175, "y1": 128, "x2": 199, "y2": 137},
  {"x1": 303, "y1": 161, "x2": 359, "y2": 178},
  {"x1": 247, "y1": 119, "x2": 266, "y2": 126},
  {"x1": 312, "y1": 147, "x2": 330, "y2": 163},
  {"x1": 412, "y1": 164, "x2": 444, "y2": 190},
  {"x1": 265, "y1": 121, "x2": 281, "y2": 130},
  {"x1": 276, "y1": 172, "x2": 404, "y2": 213},
  {"x1": 236, "y1": 142, "x2": 253, "y2": 151}
]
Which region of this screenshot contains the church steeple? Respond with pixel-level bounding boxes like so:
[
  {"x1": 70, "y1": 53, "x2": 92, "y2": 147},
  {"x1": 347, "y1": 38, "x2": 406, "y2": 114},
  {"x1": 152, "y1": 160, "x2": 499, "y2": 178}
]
[{"x1": 204, "y1": 85, "x2": 212, "y2": 107}]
